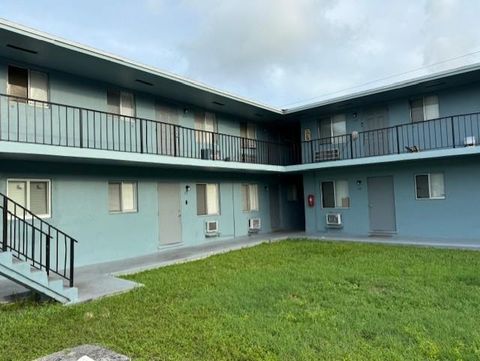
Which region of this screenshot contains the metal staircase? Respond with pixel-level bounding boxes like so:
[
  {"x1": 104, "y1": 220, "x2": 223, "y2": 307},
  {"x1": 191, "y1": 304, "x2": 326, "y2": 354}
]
[{"x1": 0, "y1": 193, "x2": 78, "y2": 304}]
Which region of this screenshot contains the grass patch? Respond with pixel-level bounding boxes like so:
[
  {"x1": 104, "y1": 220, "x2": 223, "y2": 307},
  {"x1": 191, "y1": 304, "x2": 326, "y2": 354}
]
[{"x1": 1, "y1": 240, "x2": 480, "y2": 360}]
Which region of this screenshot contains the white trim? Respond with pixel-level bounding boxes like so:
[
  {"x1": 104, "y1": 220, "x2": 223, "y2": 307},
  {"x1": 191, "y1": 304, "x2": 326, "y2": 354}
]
[{"x1": 6, "y1": 178, "x2": 52, "y2": 218}]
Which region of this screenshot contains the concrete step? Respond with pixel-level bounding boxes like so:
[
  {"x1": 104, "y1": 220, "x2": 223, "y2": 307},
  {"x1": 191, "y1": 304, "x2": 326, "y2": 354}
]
[{"x1": 0, "y1": 251, "x2": 78, "y2": 304}]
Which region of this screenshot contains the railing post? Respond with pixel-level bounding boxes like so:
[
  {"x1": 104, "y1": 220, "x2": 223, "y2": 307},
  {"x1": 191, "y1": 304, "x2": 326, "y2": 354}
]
[
  {"x1": 79, "y1": 110, "x2": 83, "y2": 148},
  {"x1": 451, "y1": 117, "x2": 456, "y2": 148},
  {"x1": 2, "y1": 196, "x2": 7, "y2": 252},
  {"x1": 46, "y1": 230, "x2": 51, "y2": 276},
  {"x1": 349, "y1": 134, "x2": 353, "y2": 159},
  {"x1": 396, "y1": 126, "x2": 400, "y2": 154},
  {"x1": 140, "y1": 119, "x2": 144, "y2": 153},
  {"x1": 173, "y1": 126, "x2": 178, "y2": 157},
  {"x1": 211, "y1": 132, "x2": 215, "y2": 160},
  {"x1": 69, "y1": 239, "x2": 75, "y2": 287},
  {"x1": 310, "y1": 140, "x2": 314, "y2": 163}
]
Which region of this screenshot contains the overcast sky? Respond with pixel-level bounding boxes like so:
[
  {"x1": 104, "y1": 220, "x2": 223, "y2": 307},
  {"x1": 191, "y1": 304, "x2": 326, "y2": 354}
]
[{"x1": 2, "y1": 0, "x2": 480, "y2": 108}]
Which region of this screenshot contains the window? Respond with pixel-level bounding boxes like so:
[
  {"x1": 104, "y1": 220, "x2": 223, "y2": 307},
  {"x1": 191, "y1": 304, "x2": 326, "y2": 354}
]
[
  {"x1": 241, "y1": 184, "x2": 259, "y2": 211},
  {"x1": 108, "y1": 181, "x2": 137, "y2": 213},
  {"x1": 7, "y1": 66, "x2": 48, "y2": 103},
  {"x1": 304, "y1": 128, "x2": 312, "y2": 141},
  {"x1": 155, "y1": 103, "x2": 178, "y2": 124},
  {"x1": 415, "y1": 173, "x2": 445, "y2": 199},
  {"x1": 240, "y1": 122, "x2": 257, "y2": 148},
  {"x1": 7, "y1": 179, "x2": 51, "y2": 217},
  {"x1": 107, "y1": 90, "x2": 135, "y2": 117},
  {"x1": 410, "y1": 95, "x2": 439, "y2": 122},
  {"x1": 195, "y1": 112, "x2": 218, "y2": 144},
  {"x1": 287, "y1": 184, "x2": 298, "y2": 202},
  {"x1": 319, "y1": 114, "x2": 347, "y2": 142},
  {"x1": 321, "y1": 180, "x2": 350, "y2": 208},
  {"x1": 196, "y1": 184, "x2": 220, "y2": 215}
]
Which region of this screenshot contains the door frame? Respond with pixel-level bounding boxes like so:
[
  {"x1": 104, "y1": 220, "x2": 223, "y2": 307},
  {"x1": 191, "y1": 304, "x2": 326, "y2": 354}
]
[
  {"x1": 157, "y1": 182, "x2": 183, "y2": 246},
  {"x1": 367, "y1": 175, "x2": 397, "y2": 235}
]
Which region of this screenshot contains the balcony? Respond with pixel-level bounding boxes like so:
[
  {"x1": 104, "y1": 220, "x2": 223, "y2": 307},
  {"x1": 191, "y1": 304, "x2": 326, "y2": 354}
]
[
  {"x1": 301, "y1": 113, "x2": 480, "y2": 165},
  {"x1": 0, "y1": 94, "x2": 300, "y2": 168}
]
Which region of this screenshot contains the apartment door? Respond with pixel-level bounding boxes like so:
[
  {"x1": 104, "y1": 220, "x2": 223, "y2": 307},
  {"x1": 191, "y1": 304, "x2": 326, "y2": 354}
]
[
  {"x1": 158, "y1": 183, "x2": 182, "y2": 245},
  {"x1": 364, "y1": 108, "x2": 389, "y2": 156},
  {"x1": 156, "y1": 104, "x2": 179, "y2": 156},
  {"x1": 367, "y1": 176, "x2": 396, "y2": 235},
  {"x1": 269, "y1": 184, "x2": 281, "y2": 231}
]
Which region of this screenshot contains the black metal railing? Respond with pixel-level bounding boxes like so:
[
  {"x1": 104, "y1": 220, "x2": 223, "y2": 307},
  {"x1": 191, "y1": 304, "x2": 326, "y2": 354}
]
[
  {"x1": 0, "y1": 93, "x2": 300, "y2": 166},
  {"x1": 302, "y1": 113, "x2": 480, "y2": 163},
  {"x1": 0, "y1": 192, "x2": 77, "y2": 287}
]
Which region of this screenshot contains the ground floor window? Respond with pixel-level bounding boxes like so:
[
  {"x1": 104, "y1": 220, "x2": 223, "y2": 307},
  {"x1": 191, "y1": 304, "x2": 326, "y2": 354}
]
[
  {"x1": 197, "y1": 183, "x2": 220, "y2": 215},
  {"x1": 242, "y1": 184, "x2": 259, "y2": 211},
  {"x1": 321, "y1": 180, "x2": 349, "y2": 208},
  {"x1": 415, "y1": 173, "x2": 445, "y2": 199},
  {"x1": 108, "y1": 181, "x2": 138, "y2": 213},
  {"x1": 7, "y1": 179, "x2": 51, "y2": 217}
]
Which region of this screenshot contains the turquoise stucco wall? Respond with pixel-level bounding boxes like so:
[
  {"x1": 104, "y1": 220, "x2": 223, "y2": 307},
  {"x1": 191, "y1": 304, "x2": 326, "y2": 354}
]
[
  {"x1": 0, "y1": 160, "x2": 304, "y2": 266},
  {"x1": 303, "y1": 155, "x2": 480, "y2": 241},
  {"x1": 0, "y1": 57, "x2": 280, "y2": 147}
]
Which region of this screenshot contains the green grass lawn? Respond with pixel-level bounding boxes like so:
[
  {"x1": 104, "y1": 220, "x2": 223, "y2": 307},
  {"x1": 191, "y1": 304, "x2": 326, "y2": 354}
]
[{"x1": 1, "y1": 240, "x2": 480, "y2": 361}]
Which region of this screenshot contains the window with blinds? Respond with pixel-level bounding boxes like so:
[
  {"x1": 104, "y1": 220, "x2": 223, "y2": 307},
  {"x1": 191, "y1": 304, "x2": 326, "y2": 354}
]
[
  {"x1": 241, "y1": 184, "x2": 259, "y2": 212},
  {"x1": 108, "y1": 181, "x2": 138, "y2": 213},
  {"x1": 7, "y1": 179, "x2": 51, "y2": 217},
  {"x1": 410, "y1": 95, "x2": 439, "y2": 122},
  {"x1": 7, "y1": 66, "x2": 48, "y2": 103},
  {"x1": 107, "y1": 90, "x2": 135, "y2": 117},
  {"x1": 196, "y1": 183, "x2": 220, "y2": 215},
  {"x1": 321, "y1": 180, "x2": 350, "y2": 208},
  {"x1": 195, "y1": 112, "x2": 218, "y2": 144}
]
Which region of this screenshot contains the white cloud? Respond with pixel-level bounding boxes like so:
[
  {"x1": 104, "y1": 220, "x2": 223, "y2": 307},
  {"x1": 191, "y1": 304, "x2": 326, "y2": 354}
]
[{"x1": 2, "y1": 0, "x2": 480, "y2": 108}]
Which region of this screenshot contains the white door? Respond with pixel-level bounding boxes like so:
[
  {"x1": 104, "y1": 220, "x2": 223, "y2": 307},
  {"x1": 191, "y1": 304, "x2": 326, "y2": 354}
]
[{"x1": 158, "y1": 183, "x2": 182, "y2": 245}]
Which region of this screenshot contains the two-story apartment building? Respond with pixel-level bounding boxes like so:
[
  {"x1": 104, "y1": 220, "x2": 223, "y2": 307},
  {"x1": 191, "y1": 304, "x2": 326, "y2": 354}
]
[{"x1": 1, "y1": 19, "x2": 480, "y2": 303}]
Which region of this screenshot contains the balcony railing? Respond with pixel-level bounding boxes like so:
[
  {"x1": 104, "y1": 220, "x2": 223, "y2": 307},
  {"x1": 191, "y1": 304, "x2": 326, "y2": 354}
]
[
  {"x1": 301, "y1": 112, "x2": 480, "y2": 164},
  {"x1": 0, "y1": 93, "x2": 301, "y2": 166}
]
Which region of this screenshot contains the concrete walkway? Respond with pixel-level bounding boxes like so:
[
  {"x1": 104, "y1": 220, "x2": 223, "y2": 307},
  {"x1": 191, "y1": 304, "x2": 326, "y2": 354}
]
[
  {"x1": 1, "y1": 231, "x2": 479, "y2": 304},
  {"x1": 0, "y1": 231, "x2": 303, "y2": 304}
]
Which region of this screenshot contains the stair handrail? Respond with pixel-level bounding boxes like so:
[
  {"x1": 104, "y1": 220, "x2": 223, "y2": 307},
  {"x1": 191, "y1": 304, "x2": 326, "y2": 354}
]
[{"x1": 0, "y1": 192, "x2": 78, "y2": 287}]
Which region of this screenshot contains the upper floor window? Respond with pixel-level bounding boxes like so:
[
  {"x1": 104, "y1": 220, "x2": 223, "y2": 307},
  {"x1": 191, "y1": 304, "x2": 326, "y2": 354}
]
[
  {"x1": 195, "y1": 112, "x2": 217, "y2": 144},
  {"x1": 155, "y1": 103, "x2": 178, "y2": 124},
  {"x1": 319, "y1": 114, "x2": 346, "y2": 142},
  {"x1": 415, "y1": 173, "x2": 445, "y2": 199},
  {"x1": 196, "y1": 183, "x2": 220, "y2": 215},
  {"x1": 240, "y1": 122, "x2": 257, "y2": 148},
  {"x1": 7, "y1": 65, "x2": 48, "y2": 103},
  {"x1": 107, "y1": 90, "x2": 135, "y2": 117},
  {"x1": 321, "y1": 180, "x2": 350, "y2": 208},
  {"x1": 410, "y1": 95, "x2": 439, "y2": 122},
  {"x1": 7, "y1": 179, "x2": 51, "y2": 218}
]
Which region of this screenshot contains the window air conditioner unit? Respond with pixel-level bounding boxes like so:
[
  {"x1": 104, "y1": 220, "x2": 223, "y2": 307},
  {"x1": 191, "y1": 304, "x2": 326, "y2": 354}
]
[
  {"x1": 326, "y1": 213, "x2": 342, "y2": 227},
  {"x1": 464, "y1": 136, "x2": 476, "y2": 147},
  {"x1": 315, "y1": 149, "x2": 340, "y2": 162},
  {"x1": 205, "y1": 220, "x2": 219, "y2": 236},
  {"x1": 248, "y1": 218, "x2": 261, "y2": 232}
]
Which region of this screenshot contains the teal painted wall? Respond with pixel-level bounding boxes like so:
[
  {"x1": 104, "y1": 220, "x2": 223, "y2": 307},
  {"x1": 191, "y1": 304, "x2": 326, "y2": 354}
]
[
  {"x1": 0, "y1": 160, "x2": 304, "y2": 266},
  {"x1": 303, "y1": 155, "x2": 480, "y2": 241}
]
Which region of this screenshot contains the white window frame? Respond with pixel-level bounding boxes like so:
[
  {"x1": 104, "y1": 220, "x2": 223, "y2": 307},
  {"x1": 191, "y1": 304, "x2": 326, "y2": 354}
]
[
  {"x1": 108, "y1": 181, "x2": 138, "y2": 214},
  {"x1": 7, "y1": 65, "x2": 49, "y2": 106},
  {"x1": 320, "y1": 179, "x2": 350, "y2": 209},
  {"x1": 318, "y1": 114, "x2": 347, "y2": 143},
  {"x1": 6, "y1": 179, "x2": 52, "y2": 218},
  {"x1": 242, "y1": 183, "x2": 259, "y2": 212},
  {"x1": 410, "y1": 95, "x2": 439, "y2": 122},
  {"x1": 414, "y1": 173, "x2": 445, "y2": 200},
  {"x1": 107, "y1": 89, "x2": 136, "y2": 118},
  {"x1": 196, "y1": 183, "x2": 220, "y2": 216}
]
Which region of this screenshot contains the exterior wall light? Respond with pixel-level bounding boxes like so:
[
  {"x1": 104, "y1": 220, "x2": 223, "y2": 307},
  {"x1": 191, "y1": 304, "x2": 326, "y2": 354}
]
[{"x1": 185, "y1": 185, "x2": 191, "y2": 192}]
